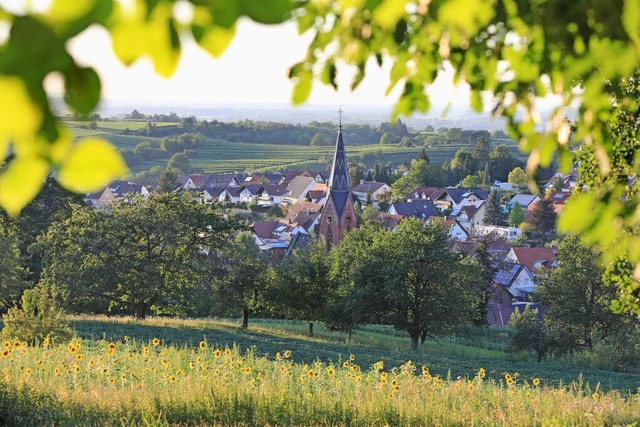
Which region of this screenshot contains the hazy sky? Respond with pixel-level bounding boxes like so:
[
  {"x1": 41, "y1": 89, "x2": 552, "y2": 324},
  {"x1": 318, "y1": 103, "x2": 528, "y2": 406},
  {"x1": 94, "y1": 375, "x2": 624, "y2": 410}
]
[{"x1": 56, "y1": 19, "x2": 472, "y2": 107}]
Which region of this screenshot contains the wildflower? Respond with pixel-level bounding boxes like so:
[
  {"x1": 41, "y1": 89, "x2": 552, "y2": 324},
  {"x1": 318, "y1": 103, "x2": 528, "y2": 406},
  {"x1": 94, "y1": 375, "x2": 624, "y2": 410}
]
[
  {"x1": 342, "y1": 361, "x2": 350, "y2": 368},
  {"x1": 257, "y1": 372, "x2": 263, "y2": 380},
  {"x1": 77, "y1": 354, "x2": 84, "y2": 361},
  {"x1": 349, "y1": 354, "x2": 355, "y2": 361},
  {"x1": 327, "y1": 367, "x2": 335, "y2": 376},
  {"x1": 506, "y1": 377, "x2": 515, "y2": 386},
  {"x1": 533, "y1": 378, "x2": 540, "y2": 386},
  {"x1": 143, "y1": 347, "x2": 150, "y2": 355},
  {"x1": 160, "y1": 359, "x2": 170, "y2": 367},
  {"x1": 107, "y1": 343, "x2": 116, "y2": 354},
  {"x1": 224, "y1": 348, "x2": 232, "y2": 357},
  {"x1": 169, "y1": 375, "x2": 177, "y2": 383},
  {"x1": 505, "y1": 373, "x2": 513, "y2": 382},
  {"x1": 214, "y1": 349, "x2": 221, "y2": 358},
  {"x1": 592, "y1": 392, "x2": 600, "y2": 400},
  {"x1": 478, "y1": 368, "x2": 486, "y2": 378},
  {"x1": 244, "y1": 366, "x2": 252, "y2": 375},
  {"x1": 13, "y1": 341, "x2": 21, "y2": 348},
  {"x1": 68, "y1": 344, "x2": 78, "y2": 354},
  {"x1": 43, "y1": 337, "x2": 50, "y2": 347},
  {"x1": 283, "y1": 350, "x2": 292, "y2": 359},
  {"x1": 110, "y1": 377, "x2": 116, "y2": 384},
  {"x1": 1, "y1": 350, "x2": 9, "y2": 358},
  {"x1": 306, "y1": 392, "x2": 313, "y2": 399},
  {"x1": 199, "y1": 341, "x2": 207, "y2": 350},
  {"x1": 3, "y1": 341, "x2": 10, "y2": 348},
  {"x1": 25, "y1": 368, "x2": 32, "y2": 376},
  {"x1": 152, "y1": 338, "x2": 160, "y2": 346},
  {"x1": 373, "y1": 361, "x2": 384, "y2": 371}
]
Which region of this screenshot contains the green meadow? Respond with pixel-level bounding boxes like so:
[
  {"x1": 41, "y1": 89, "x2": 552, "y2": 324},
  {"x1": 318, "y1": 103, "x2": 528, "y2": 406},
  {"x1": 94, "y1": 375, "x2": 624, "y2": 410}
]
[{"x1": 1, "y1": 316, "x2": 638, "y2": 426}]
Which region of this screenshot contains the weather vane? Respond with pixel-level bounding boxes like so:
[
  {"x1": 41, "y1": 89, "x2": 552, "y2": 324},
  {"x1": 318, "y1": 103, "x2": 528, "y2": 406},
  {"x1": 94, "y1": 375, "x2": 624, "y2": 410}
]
[{"x1": 338, "y1": 106, "x2": 343, "y2": 129}]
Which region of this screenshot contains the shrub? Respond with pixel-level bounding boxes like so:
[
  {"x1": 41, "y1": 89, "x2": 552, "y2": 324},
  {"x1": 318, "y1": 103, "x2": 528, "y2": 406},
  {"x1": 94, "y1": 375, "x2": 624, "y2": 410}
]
[{"x1": 1, "y1": 282, "x2": 71, "y2": 345}]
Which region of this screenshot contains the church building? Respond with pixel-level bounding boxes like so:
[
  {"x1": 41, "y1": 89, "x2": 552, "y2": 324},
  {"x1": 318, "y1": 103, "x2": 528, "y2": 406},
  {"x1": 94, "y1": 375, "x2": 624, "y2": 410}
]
[{"x1": 318, "y1": 124, "x2": 358, "y2": 247}]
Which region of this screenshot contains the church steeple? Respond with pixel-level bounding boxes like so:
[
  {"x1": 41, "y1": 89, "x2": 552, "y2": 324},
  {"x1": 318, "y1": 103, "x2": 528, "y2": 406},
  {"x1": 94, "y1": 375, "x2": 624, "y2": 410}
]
[{"x1": 319, "y1": 116, "x2": 358, "y2": 247}]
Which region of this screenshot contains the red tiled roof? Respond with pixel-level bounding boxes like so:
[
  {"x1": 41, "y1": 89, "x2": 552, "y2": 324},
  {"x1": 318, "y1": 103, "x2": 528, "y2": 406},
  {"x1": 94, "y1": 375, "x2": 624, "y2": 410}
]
[{"x1": 510, "y1": 247, "x2": 557, "y2": 274}]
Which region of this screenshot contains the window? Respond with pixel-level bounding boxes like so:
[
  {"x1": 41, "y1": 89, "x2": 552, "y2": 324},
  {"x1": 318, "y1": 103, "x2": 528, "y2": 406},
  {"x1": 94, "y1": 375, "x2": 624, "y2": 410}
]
[{"x1": 326, "y1": 215, "x2": 333, "y2": 224}]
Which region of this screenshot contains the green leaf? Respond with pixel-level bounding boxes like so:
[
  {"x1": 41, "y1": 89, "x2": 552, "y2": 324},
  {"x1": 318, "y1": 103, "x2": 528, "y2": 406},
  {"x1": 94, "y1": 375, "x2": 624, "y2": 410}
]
[
  {"x1": 0, "y1": 156, "x2": 49, "y2": 217},
  {"x1": 193, "y1": 24, "x2": 236, "y2": 58},
  {"x1": 623, "y1": 0, "x2": 640, "y2": 44},
  {"x1": 558, "y1": 193, "x2": 599, "y2": 234},
  {"x1": 58, "y1": 138, "x2": 128, "y2": 193},
  {"x1": 292, "y1": 69, "x2": 313, "y2": 105},
  {"x1": 372, "y1": 0, "x2": 408, "y2": 30},
  {"x1": 240, "y1": 0, "x2": 293, "y2": 24},
  {"x1": 64, "y1": 66, "x2": 101, "y2": 114},
  {"x1": 0, "y1": 76, "x2": 43, "y2": 153}
]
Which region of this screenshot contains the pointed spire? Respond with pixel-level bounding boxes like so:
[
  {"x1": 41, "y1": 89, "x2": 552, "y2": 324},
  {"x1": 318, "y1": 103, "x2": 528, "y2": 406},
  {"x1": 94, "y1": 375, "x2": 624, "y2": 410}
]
[{"x1": 326, "y1": 124, "x2": 351, "y2": 217}]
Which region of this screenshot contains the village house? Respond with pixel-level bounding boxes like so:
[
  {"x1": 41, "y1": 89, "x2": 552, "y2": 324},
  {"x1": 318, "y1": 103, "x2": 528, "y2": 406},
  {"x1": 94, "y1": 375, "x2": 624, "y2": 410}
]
[
  {"x1": 506, "y1": 194, "x2": 540, "y2": 211},
  {"x1": 257, "y1": 184, "x2": 288, "y2": 207},
  {"x1": 351, "y1": 180, "x2": 392, "y2": 204},
  {"x1": 281, "y1": 176, "x2": 318, "y2": 207},
  {"x1": 506, "y1": 246, "x2": 557, "y2": 275},
  {"x1": 388, "y1": 199, "x2": 440, "y2": 219},
  {"x1": 474, "y1": 225, "x2": 523, "y2": 241},
  {"x1": 487, "y1": 261, "x2": 537, "y2": 326},
  {"x1": 84, "y1": 180, "x2": 149, "y2": 208}
]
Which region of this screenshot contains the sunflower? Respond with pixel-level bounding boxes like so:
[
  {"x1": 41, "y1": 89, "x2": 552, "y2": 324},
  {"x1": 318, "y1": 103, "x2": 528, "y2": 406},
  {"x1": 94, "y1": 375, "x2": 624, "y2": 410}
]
[
  {"x1": 68, "y1": 344, "x2": 78, "y2": 354},
  {"x1": 143, "y1": 346, "x2": 150, "y2": 355},
  {"x1": 224, "y1": 348, "x2": 232, "y2": 357},
  {"x1": 244, "y1": 366, "x2": 252, "y2": 375},
  {"x1": 160, "y1": 359, "x2": 170, "y2": 367},
  {"x1": 1, "y1": 350, "x2": 9, "y2": 358},
  {"x1": 349, "y1": 354, "x2": 355, "y2": 361},
  {"x1": 3, "y1": 341, "x2": 10, "y2": 348},
  {"x1": 77, "y1": 354, "x2": 84, "y2": 361},
  {"x1": 478, "y1": 368, "x2": 486, "y2": 378},
  {"x1": 152, "y1": 338, "x2": 160, "y2": 346},
  {"x1": 342, "y1": 361, "x2": 350, "y2": 368},
  {"x1": 283, "y1": 350, "x2": 292, "y2": 359},
  {"x1": 213, "y1": 349, "x2": 221, "y2": 358},
  {"x1": 43, "y1": 337, "x2": 50, "y2": 347},
  {"x1": 592, "y1": 392, "x2": 600, "y2": 400},
  {"x1": 533, "y1": 378, "x2": 540, "y2": 386},
  {"x1": 107, "y1": 343, "x2": 116, "y2": 354},
  {"x1": 199, "y1": 341, "x2": 207, "y2": 350}
]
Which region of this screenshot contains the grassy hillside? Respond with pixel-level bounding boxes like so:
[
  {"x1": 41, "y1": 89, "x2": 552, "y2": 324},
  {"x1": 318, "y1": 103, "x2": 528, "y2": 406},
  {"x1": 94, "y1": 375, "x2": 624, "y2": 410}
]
[
  {"x1": 66, "y1": 121, "x2": 526, "y2": 175},
  {"x1": 1, "y1": 315, "x2": 638, "y2": 426}
]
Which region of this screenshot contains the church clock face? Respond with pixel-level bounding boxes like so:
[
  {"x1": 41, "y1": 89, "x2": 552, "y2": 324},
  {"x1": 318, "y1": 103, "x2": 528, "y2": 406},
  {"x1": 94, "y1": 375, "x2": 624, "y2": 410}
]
[{"x1": 326, "y1": 215, "x2": 334, "y2": 224}]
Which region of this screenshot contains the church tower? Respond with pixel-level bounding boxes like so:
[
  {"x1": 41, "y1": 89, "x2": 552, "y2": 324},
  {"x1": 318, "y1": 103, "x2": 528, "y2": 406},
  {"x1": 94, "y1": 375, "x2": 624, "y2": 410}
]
[{"x1": 319, "y1": 121, "x2": 358, "y2": 247}]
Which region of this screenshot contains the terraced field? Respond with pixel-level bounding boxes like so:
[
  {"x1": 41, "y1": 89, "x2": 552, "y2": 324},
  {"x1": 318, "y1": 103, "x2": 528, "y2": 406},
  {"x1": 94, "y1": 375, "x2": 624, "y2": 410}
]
[{"x1": 65, "y1": 121, "x2": 525, "y2": 174}]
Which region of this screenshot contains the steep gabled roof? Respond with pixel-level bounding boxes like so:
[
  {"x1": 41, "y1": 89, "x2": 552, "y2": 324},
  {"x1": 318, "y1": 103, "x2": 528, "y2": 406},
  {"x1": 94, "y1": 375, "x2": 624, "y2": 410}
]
[
  {"x1": 285, "y1": 176, "x2": 316, "y2": 200},
  {"x1": 509, "y1": 247, "x2": 557, "y2": 274},
  {"x1": 369, "y1": 213, "x2": 403, "y2": 230},
  {"x1": 262, "y1": 184, "x2": 288, "y2": 196}
]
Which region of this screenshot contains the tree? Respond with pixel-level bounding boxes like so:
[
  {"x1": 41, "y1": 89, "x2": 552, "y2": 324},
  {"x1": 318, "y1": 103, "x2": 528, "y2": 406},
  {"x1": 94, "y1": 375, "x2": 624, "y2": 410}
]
[
  {"x1": 488, "y1": 145, "x2": 523, "y2": 182},
  {"x1": 508, "y1": 167, "x2": 528, "y2": 188},
  {"x1": 534, "y1": 235, "x2": 621, "y2": 351},
  {"x1": 472, "y1": 137, "x2": 492, "y2": 165},
  {"x1": 509, "y1": 202, "x2": 525, "y2": 228},
  {"x1": 273, "y1": 238, "x2": 335, "y2": 337},
  {"x1": 449, "y1": 149, "x2": 479, "y2": 182},
  {"x1": 392, "y1": 157, "x2": 445, "y2": 197},
  {"x1": 310, "y1": 132, "x2": 330, "y2": 146},
  {"x1": 0, "y1": 223, "x2": 26, "y2": 312},
  {"x1": 167, "y1": 152, "x2": 191, "y2": 174},
  {"x1": 40, "y1": 193, "x2": 231, "y2": 319},
  {"x1": 379, "y1": 132, "x2": 399, "y2": 145},
  {"x1": 133, "y1": 141, "x2": 154, "y2": 160},
  {"x1": 156, "y1": 168, "x2": 180, "y2": 193},
  {"x1": 508, "y1": 305, "x2": 549, "y2": 363},
  {"x1": 341, "y1": 218, "x2": 483, "y2": 350},
  {"x1": 481, "y1": 162, "x2": 491, "y2": 188},
  {"x1": 214, "y1": 232, "x2": 272, "y2": 329},
  {"x1": 483, "y1": 190, "x2": 503, "y2": 226},
  {"x1": 461, "y1": 174, "x2": 482, "y2": 188},
  {"x1": 528, "y1": 198, "x2": 557, "y2": 236}
]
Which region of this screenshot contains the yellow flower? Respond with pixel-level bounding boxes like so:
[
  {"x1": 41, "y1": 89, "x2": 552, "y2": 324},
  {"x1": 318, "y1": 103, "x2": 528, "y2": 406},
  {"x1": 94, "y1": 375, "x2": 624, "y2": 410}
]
[
  {"x1": 77, "y1": 354, "x2": 84, "y2": 361},
  {"x1": 199, "y1": 341, "x2": 207, "y2": 350},
  {"x1": 224, "y1": 348, "x2": 232, "y2": 357},
  {"x1": 3, "y1": 341, "x2": 10, "y2": 348},
  {"x1": 143, "y1": 347, "x2": 150, "y2": 355},
  {"x1": 342, "y1": 361, "x2": 350, "y2": 368},
  {"x1": 43, "y1": 337, "x2": 50, "y2": 347},
  {"x1": 160, "y1": 359, "x2": 170, "y2": 367},
  {"x1": 152, "y1": 338, "x2": 160, "y2": 346},
  {"x1": 592, "y1": 392, "x2": 600, "y2": 400},
  {"x1": 107, "y1": 343, "x2": 116, "y2": 355},
  {"x1": 349, "y1": 354, "x2": 355, "y2": 361},
  {"x1": 244, "y1": 366, "x2": 252, "y2": 375},
  {"x1": 24, "y1": 368, "x2": 32, "y2": 376},
  {"x1": 373, "y1": 361, "x2": 384, "y2": 371},
  {"x1": 478, "y1": 368, "x2": 486, "y2": 378},
  {"x1": 283, "y1": 350, "x2": 292, "y2": 359},
  {"x1": 506, "y1": 377, "x2": 515, "y2": 386},
  {"x1": 13, "y1": 341, "x2": 21, "y2": 348},
  {"x1": 505, "y1": 374, "x2": 513, "y2": 382},
  {"x1": 68, "y1": 344, "x2": 77, "y2": 354},
  {"x1": 110, "y1": 377, "x2": 116, "y2": 384},
  {"x1": 1, "y1": 350, "x2": 9, "y2": 358},
  {"x1": 327, "y1": 367, "x2": 335, "y2": 376},
  {"x1": 306, "y1": 392, "x2": 313, "y2": 399},
  {"x1": 533, "y1": 378, "x2": 540, "y2": 386},
  {"x1": 214, "y1": 349, "x2": 221, "y2": 358}
]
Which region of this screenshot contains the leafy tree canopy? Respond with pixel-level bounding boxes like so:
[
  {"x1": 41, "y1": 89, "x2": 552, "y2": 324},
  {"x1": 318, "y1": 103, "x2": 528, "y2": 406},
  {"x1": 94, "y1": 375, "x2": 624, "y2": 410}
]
[{"x1": 2, "y1": 0, "x2": 640, "y2": 312}]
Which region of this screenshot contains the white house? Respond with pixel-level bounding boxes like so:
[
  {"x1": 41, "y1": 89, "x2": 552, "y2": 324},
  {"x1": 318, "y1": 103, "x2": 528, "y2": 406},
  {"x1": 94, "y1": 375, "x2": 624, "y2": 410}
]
[{"x1": 474, "y1": 225, "x2": 523, "y2": 241}]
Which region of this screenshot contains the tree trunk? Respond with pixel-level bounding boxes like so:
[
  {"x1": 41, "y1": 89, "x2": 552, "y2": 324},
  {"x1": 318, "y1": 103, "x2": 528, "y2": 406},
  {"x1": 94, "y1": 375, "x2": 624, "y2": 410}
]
[
  {"x1": 308, "y1": 321, "x2": 314, "y2": 337},
  {"x1": 420, "y1": 330, "x2": 428, "y2": 345},
  {"x1": 135, "y1": 302, "x2": 148, "y2": 320},
  {"x1": 241, "y1": 307, "x2": 249, "y2": 329},
  {"x1": 410, "y1": 332, "x2": 420, "y2": 351},
  {"x1": 348, "y1": 328, "x2": 352, "y2": 341}
]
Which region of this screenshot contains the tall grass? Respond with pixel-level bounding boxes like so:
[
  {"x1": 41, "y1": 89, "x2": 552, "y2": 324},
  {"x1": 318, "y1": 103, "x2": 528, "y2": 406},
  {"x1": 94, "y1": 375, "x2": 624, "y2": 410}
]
[{"x1": 1, "y1": 336, "x2": 638, "y2": 426}]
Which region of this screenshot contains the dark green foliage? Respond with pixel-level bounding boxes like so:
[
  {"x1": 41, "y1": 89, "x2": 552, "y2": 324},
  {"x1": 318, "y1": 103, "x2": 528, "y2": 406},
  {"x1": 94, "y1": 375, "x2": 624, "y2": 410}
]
[
  {"x1": 508, "y1": 305, "x2": 549, "y2": 363},
  {"x1": 0, "y1": 224, "x2": 26, "y2": 312},
  {"x1": 39, "y1": 193, "x2": 232, "y2": 319},
  {"x1": 483, "y1": 190, "x2": 503, "y2": 225},
  {"x1": 534, "y1": 235, "x2": 621, "y2": 352},
  {"x1": 528, "y1": 197, "x2": 557, "y2": 236},
  {"x1": 488, "y1": 145, "x2": 523, "y2": 182}
]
